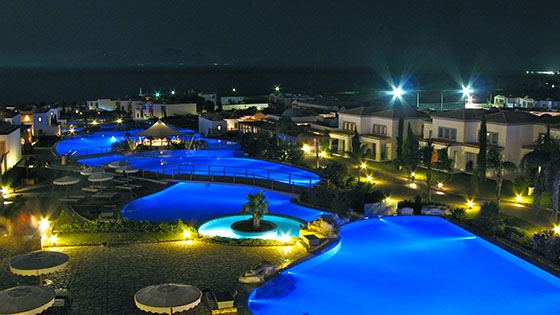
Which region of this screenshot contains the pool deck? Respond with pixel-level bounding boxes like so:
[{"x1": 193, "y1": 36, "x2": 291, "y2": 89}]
[{"x1": 0, "y1": 240, "x2": 306, "y2": 314}]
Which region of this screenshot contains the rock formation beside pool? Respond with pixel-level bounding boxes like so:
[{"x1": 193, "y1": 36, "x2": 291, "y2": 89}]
[{"x1": 299, "y1": 215, "x2": 341, "y2": 252}]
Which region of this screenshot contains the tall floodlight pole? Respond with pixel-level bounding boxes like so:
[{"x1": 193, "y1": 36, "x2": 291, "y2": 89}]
[{"x1": 440, "y1": 91, "x2": 444, "y2": 111}]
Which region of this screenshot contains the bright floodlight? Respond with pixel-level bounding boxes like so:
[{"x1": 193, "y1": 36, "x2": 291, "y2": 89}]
[
  {"x1": 274, "y1": 85, "x2": 281, "y2": 92},
  {"x1": 171, "y1": 90, "x2": 176, "y2": 96},
  {"x1": 554, "y1": 226, "x2": 560, "y2": 234},
  {"x1": 390, "y1": 86, "x2": 405, "y2": 99},
  {"x1": 39, "y1": 218, "x2": 49, "y2": 233},
  {"x1": 232, "y1": 87, "x2": 236, "y2": 93},
  {"x1": 461, "y1": 85, "x2": 473, "y2": 96},
  {"x1": 154, "y1": 91, "x2": 161, "y2": 98}
]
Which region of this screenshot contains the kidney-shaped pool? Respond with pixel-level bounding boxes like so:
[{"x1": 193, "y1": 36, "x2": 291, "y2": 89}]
[{"x1": 249, "y1": 216, "x2": 560, "y2": 314}]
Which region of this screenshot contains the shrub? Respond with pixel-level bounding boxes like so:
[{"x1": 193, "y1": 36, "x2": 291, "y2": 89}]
[
  {"x1": 532, "y1": 230, "x2": 560, "y2": 262},
  {"x1": 513, "y1": 176, "x2": 530, "y2": 196},
  {"x1": 450, "y1": 207, "x2": 467, "y2": 221},
  {"x1": 319, "y1": 161, "x2": 349, "y2": 188},
  {"x1": 502, "y1": 226, "x2": 531, "y2": 245},
  {"x1": 55, "y1": 218, "x2": 196, "y2": 235},
  {"x1": 111, "y1": 140, "x2": 132, "y2": 153},
  {"x1": 472, "y1": 201, "x2": 504, "y2": 235},
  {"x1": 397, "y1": 196, "x2": 430, "y2": 215}
]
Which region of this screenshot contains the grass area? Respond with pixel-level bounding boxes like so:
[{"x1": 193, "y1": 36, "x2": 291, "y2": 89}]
[
  {"x1": 53, "y1": 232, "x2": 187, "y2": 246},
  {"x1": 502, "y1": 215, "x2": 543, "y2": 235},
  {"x1": 325, "y1": 156, "x2": 520, "y2": 201}
]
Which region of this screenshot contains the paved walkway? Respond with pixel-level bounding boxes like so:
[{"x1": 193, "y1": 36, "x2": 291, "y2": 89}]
[
  {"x1": 0, "y1": 241, "x2": 305, "y2": 314},
  {"x1": 310, "y1": 155, "x2": 555, "y2": 228}
]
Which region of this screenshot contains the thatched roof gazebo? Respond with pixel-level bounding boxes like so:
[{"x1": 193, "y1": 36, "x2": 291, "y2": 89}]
[{"x1": 132, "y1": 120, "x2": 188, "y2": 138}]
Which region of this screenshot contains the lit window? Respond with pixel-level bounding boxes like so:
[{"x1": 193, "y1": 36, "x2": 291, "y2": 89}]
[
  {"x1": 217, "y1": 125, "x2": 222, "y2": 131},
  {"x1": 37, "y1": 117, "x2": 43, "y2": 123},
  {"x1": 373, "y1": 124, "x2": 387, "y2": 136}
]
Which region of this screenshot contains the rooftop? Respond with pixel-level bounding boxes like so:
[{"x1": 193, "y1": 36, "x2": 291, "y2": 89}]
[
  {"x1": 485, "y1": 111, "x2": 539, "y2": 124},
  {"x1": 200, "y1": 112, "x2": 224, "y2": 121},
  {"x1": 0, "y1": 121, "x2": 19, "y2": 134}
]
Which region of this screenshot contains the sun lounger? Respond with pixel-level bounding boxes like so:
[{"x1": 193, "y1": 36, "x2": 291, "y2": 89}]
[
  {"x1": 58, "y1": 198, "x2": 80, "y2": 203},
  {"x1": 47, "y1": 288, "x2": 69, "y2": 312},
  {"x1": 99, "y1": 212, "x2": 114, "y2": 220},
  {"x1": 209, "y1": 290, "x2": 237, "y2": 314},
  {"x1": 55, "y1": 289, "x2": 68, "y2": 298},
  {"x1": 81, "y1": 187, "x2": 99, "y2": 193},
  {"x1": 113, "y1": 179, "x2": 127, "y2": 184},
  {"x1": 116, "y1": 185, "x2": 135, "y2": 191},
  {"x1": 127, "y1": 184, "x2": 143, "y2": 189},
  {"x1": 92, "y1": 192, "x2": 118, "y2": 199},
  {"x1": 69, "y1": 195, "x2": 86, "y2": 200}
]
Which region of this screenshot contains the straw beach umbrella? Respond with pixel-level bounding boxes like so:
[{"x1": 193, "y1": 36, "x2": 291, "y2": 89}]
[
  {"x1": 134, "y1": 283, "x2": 202, "y2": 315},
  {"x1": 53, "y1": 176, "x2": 80, "y2": 197},
  {"x1": 88, "y1": 173, "x2": 114, "y2": 192},
  {"x1": 0, "y1": 286, "x2": 55, "y2": 315},
  {"x1": 108, "y1": 160, "x2": 130, "y2": 169},
  {"x1": 115, "y1": 165, "x2": 139, "y2": 184},
  {"x1": 80, "y1": 166, "x2": 105, "y2": 176},
  {"x1": 10, "y1": 251, "x2": 69, "y2": 285}
]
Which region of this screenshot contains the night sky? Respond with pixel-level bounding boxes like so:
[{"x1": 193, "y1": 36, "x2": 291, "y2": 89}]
[{"x1": 1, "y1": 1, "x2": 559, "y2": 72}]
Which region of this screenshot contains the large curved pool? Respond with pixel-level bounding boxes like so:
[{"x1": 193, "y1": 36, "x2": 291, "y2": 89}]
[
  {"x1": 79, "y1": 151, "x2": 320, "y2": 186},
  {"x1": 122, "y1": 182, "x2": 326, "y2": 224},
  {"x1": 249, "y1": 216, "x2": 560, "y2": 314}
]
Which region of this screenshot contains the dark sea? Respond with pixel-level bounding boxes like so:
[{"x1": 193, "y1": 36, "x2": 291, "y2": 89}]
[{"x1": 0, "y1": 67, "x2": 546, "y2": 106}]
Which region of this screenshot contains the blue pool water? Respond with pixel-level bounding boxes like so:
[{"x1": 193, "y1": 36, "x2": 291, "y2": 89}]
[
  {"x1": 79, "y1": 151, "x2": 320, "y2": 186},
  {"x1": 54, "y1": 128, "x2": 236, "y2": 156},
  {"x1": 249, "y1": 216, "x2": 560, "y2": 314},
  {"x1": 122, "y1": 182, "x2": 326, "y2": 224},
  {"x1": 198, "y1": 215, "x2": 304, "y2": 240}
]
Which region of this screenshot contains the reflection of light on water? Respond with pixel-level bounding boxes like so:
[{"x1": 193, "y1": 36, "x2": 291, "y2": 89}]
[{"x1": 198, "y1": 215, "x2": 302, "y2": 240}]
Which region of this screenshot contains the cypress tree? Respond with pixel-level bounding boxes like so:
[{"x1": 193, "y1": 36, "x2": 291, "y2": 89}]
[
  {"x1": 396, "y1": 116, "x2": 404, "y2": 161},
  {"x1": 477, "y1": 115, "x2": 487, "y2": 180}
]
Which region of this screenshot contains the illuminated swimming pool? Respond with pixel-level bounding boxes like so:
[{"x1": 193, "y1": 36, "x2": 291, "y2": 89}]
[
  {"x1": 79, "y1": 151, "x2": 320, "y2": 186},
  {"x1": 54, "y1": 127, "x2": 236, "y2": 156},
  {"x1": 198, "y1": 215, "x2": 304, "y2": 240},
  {"x1": 249, "y1": 216, "x2": 560, "y2": 314},
  {"x1": 122, "y1": 182, "x2": 326, "y2": 224}
]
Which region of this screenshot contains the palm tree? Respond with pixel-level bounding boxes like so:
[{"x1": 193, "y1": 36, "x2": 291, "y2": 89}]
[
  {"x1": 346, "y1": 132, "x2": 368, "y2": 180},
  {"x1": 487, "y1": 149, "x2": 517, "y2": 208},
  {"x1": 241, "y1": 192, "x2": 269, "y2": 229},
  {"x1": 521, "y1": 129, "x2": 560, "y2": 223}
]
